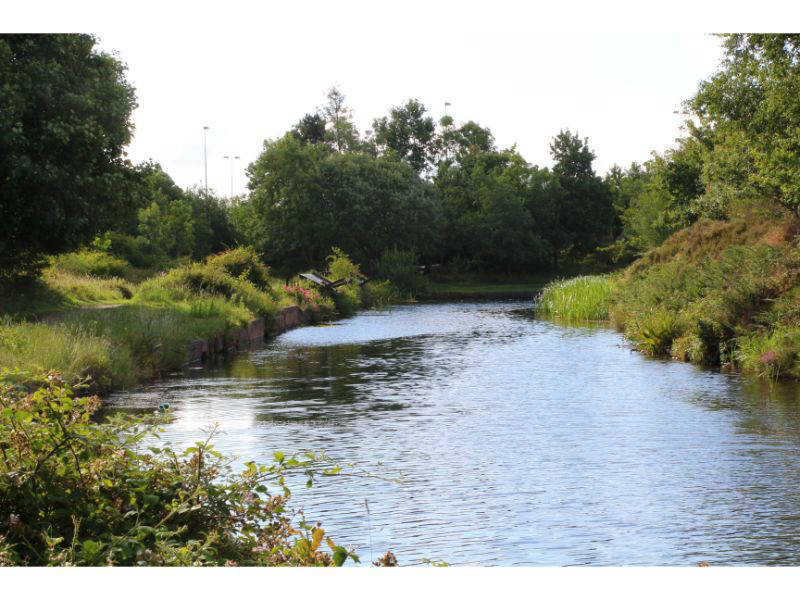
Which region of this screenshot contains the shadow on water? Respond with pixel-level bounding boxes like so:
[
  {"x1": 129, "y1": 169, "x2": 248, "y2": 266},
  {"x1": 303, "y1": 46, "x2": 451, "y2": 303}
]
[{"x1": 106, "y1": 301, "x2": 800, "y2": 566}]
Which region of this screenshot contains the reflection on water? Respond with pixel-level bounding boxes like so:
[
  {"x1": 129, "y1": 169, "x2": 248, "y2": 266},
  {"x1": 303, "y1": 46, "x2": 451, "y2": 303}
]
[{"x1": 108, "y1": 301, "x2": 800, "y2": 565}]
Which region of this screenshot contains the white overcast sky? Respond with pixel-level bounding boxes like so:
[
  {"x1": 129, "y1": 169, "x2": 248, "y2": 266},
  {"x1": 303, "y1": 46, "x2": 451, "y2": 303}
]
[{"x1": 8, "y1": 1, "x2": 797, "y2": 197}]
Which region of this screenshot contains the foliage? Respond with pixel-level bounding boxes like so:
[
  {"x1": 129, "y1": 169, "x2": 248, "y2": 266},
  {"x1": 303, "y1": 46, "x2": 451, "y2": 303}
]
[
  {"x1": 132, "y1": 163, "x2": 235, "y2": 261},
  {"x1": 0, "y1": 374, "x2": 359, "y2": 566},
  {"x1": 536, "y1": 275, "x2": 615, "y2": 322},
  {"x1": 360, "y1": 280, "x2": 402, "y2": 309},
  {"x1": 687, "y1": 34, "x2": 800, "y2": 215},
  {"x1": 325, "y1": 248, "x2": 363, "y2": 317},
  {"x1": 0, "y1": 34, "x2": 137, "y2": 284},
  {"x1": 320, "y1": 86, "x2": 361, "y2": 153},
  {"x1": 374, "y1": 247, "x2": 427, "y2": 297},
  {"x1": 134, "y1": 262, "x2": 277, "y2": 323},
  {"x1": 291, "y1": 113, "x2": 327, "y2": 146},
  {"x1": 50, "y1": 250, "x2": 132, "y2": 280},
  {"x1": 239, "y1": 135, "x2": 441, "y2": 273},
  {"x1": 373, "y1": 99, "x2": 437, "y2": 173},
  {"x1": 548, "y1": 130, "x2": 614, "y2": 260},
  {"x1": 434, "y1": 143, "x2": 554, "y2": 273},
  {"x1": 206, "y1": 247, "x2": 272, "y2": 293}
]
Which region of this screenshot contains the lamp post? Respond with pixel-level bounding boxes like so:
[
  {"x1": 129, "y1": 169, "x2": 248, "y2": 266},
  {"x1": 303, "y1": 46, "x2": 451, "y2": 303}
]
[
  {"x1": 203, "y1": 126, "x2": 210, "y2": 194},
  {"x1": 444, "y1": 101, "x2": 451, "y2": 116},
  {"x1": 223, "y1": 154, "x2": 240, "y2": 198}
]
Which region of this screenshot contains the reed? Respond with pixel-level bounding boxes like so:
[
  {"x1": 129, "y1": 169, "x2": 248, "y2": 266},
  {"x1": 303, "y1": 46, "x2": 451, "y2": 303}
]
[{"x1": 536, "y1": 275, "x2": 615, "y2": 322}]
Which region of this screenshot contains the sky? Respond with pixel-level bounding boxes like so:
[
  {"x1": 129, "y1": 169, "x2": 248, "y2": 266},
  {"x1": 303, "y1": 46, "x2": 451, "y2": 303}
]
[{"x1": 8, "y1": 0, "x2": 790, "y2": 198}]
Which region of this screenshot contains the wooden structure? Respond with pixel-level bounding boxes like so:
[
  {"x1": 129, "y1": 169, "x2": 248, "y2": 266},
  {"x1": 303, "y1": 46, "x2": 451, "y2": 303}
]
[{"x1": 299, "y1": 272, "x2": 369, "y2": 290}]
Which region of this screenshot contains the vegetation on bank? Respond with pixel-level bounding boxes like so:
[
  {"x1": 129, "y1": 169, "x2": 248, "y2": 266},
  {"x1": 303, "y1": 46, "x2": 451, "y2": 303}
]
[
  {"x1": 538, "y1": 208, "x2": 800, "y2": 380},
  {"x1": 0, "y1": 373, "x2": 361, "y2": 566},
  {"x1": 536, "y1": 275, "x2": 615, "y2": 322},
  {"x1": 0, "y1": 247, "x2": 400, "y2": 394}
]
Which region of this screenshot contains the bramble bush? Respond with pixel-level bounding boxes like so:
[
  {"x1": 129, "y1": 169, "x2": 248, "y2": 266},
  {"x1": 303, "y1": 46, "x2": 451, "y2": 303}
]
[{"x1": 0, "y1": 372, "x2": 360, "y2": 566}]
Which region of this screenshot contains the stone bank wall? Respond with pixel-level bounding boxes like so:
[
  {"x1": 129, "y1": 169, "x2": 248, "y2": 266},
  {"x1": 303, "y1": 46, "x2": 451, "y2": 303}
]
[{"x1": 185, "y1": 306, "x2": 313, "y2": 365}]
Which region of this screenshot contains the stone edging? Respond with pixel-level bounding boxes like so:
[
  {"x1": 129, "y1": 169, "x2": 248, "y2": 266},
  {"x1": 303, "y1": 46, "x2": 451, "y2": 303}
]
[{"x1": 185, "y1": 306, "x2": 313, "y2": 365}]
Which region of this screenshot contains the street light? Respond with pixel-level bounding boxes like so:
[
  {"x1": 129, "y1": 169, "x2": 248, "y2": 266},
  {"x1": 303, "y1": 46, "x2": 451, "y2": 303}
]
[
  {"x1": 203, "y1": 126, "x2": 210, "y2": 194},
  {"x1": 223, "y1": 154, "x2": 240, "y2": 198},
  {"x1": 444, "y1": 101, "x2": 451, "y2": 116}
]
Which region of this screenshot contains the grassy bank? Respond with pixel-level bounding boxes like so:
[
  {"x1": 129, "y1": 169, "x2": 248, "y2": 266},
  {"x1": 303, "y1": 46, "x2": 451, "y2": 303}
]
[
  {"x1": 536, "y1": 208, "x2": 800, "y2": 379},
  {"x1": 1, "y1": 247, "x2": 399, "y2": 393},
  {"x1": 421, "y1": 276, "x2": 550, "y2": 301}
]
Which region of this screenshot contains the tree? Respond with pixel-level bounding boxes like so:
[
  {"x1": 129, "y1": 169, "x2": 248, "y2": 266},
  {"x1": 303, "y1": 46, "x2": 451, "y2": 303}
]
[
  {"x1": 291, "y1": 113, "x2": 328, "y2": 145},
  {"x1": 133, "y1": 165, "x2": 234, "y2": 260},
  {"x1": 438, "y1": 120, "x2": 496, "y2": 167},
  {"x1": 0, "y1": 34, "x2": 137, "y2": 283},
  {"x1": 240, "y1": 134, "x2": 441, "y2": 274},
  {"x1": 320, "y1": 86, "x2": 361, "y2": 153},
  {"x1": 434, "y1": 144, "x2": 553, "y2": 272},
  {"x1": 372, "y1": 99, "x2": 437, "y2": 173},
  {"x1": 548, "y1": 130, "x2": 613, "y2": 264},
  {"x1": 687, "y1": 34, "x2": 800, "y2": 215}
]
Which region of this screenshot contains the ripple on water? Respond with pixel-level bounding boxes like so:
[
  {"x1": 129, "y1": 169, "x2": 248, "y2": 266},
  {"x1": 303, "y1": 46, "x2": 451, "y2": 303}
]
[{"x1": 107, "y1": 301, "x2": 800, "y2": 565}]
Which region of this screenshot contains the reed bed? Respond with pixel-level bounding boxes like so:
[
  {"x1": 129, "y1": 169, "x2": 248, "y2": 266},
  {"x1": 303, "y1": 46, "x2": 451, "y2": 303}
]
[{"x1": 536, "y1": 275, "x2": 615, "y2": 322}]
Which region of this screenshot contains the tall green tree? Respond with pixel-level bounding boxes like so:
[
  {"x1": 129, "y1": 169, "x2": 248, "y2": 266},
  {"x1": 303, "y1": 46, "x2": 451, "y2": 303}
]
[
  {"x1": 291, "y1": 113, "x2": 328, "y2": 145},
  {"x1": 372, "y1": 99, "x2": 437, "y2": 173},
  {"x1": 0, "y1": 34, "x2": 137, "y2": 283},
  {"x1": 239, "y1": 134, "x2": 441, "y2": 273},
  {"x1": 320, "y1": 86, "x2": 361, "y2": 153},
  {"x1": 688, "y1": 34, "x2": 800, "y2": 215},
  {"x1": 548, "y1": 130, "x2": 613, "y2": 264}
]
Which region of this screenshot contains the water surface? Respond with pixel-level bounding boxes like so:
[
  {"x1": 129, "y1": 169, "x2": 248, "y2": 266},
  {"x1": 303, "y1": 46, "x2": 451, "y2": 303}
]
[{"x1": 108, "y1": 301, "x2": 800, "y2": 565}]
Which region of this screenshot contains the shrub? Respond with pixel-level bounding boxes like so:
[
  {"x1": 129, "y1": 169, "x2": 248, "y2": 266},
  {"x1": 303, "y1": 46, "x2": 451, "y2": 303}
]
[
  {"x1": 0, "y1": 374, "x2": 360, "y2": 566},
  {"x1": 736, "y1": 327, "x2": 800, "y2": 380},
  {"x1": 44, "y1": 268, "x2": 134, "y2": 304},
  {"x1": 51, "y1": 250, "x2": 132, "y2": 279},
  {"x1": 374, "y1": 247, "x2": 426, "y2": 297},
  {"x1": 360, "y1": 280, "x2": 402, "y2": 309},
  {"x1": 135, "y1": 263, "x2": 277, "y2": 325},
  {"x1": 324, "y1": 248, "x2": 364, "y2": 317},
  {"x1": 327, "y1": 247, "x2": 364, "y2": 282},
  {"x1": 206, "y1": 247, "x2": 272, "y2": 293},
  {"x1": 101, "y1": 232, "x2": 170, "y2": 270}
]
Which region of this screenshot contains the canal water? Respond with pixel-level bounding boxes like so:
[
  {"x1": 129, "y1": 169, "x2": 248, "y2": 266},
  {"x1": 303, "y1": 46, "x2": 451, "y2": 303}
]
[{"x1": 107, "y1": 301, "x2": 800, "y2": 565}]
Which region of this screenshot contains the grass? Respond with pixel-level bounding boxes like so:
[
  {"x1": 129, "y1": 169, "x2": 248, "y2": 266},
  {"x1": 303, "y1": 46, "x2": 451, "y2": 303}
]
[
  {"x1": 536, "y1": 275, "x2": 615, "y2": 322},
  {"x1": 423, "y1": 275, "x2": 550, "y2": 299},
  {"x1": 0, "y1": 319, "x2": 138, "y2": 391},
  {"x1": 0, "y1": 247, "x2": 400, "y2": 393}
]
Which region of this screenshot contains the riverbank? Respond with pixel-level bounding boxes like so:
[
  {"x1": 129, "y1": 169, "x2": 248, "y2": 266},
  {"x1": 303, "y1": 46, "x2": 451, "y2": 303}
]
[
  {"x1": 420, "y1": 276, "x2": 550, "y2": 301},
  {"x1": 537, "y1": 208, "x2": 800, "y2": 380},
  {"x1": 0, "y1": 248, "x2": 393, "y2": 394}
]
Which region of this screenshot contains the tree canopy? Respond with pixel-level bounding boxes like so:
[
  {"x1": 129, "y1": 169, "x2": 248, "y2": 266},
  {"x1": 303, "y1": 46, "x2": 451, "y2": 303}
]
[
  {"x1": 0, "y1": 34, "x2": 137, "y2": 283},
  {"x1": 688, "y1": 34, "x2": 800, "y2": 215}
]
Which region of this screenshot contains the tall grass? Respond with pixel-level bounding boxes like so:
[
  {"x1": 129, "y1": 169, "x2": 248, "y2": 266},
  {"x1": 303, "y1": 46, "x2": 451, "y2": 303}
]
[
  {"x1": 536, "y1": 275, "x2": 615, "y2": 322},
  {"x1": 0, "y1": 320, "x2": 137, "y2": 390},
  {"x1": 50, "y1": 249, "x2": 132, "y2": 279},
  {"x1": 44, "y1": 267, "x2": 134, "y2": 304}
]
